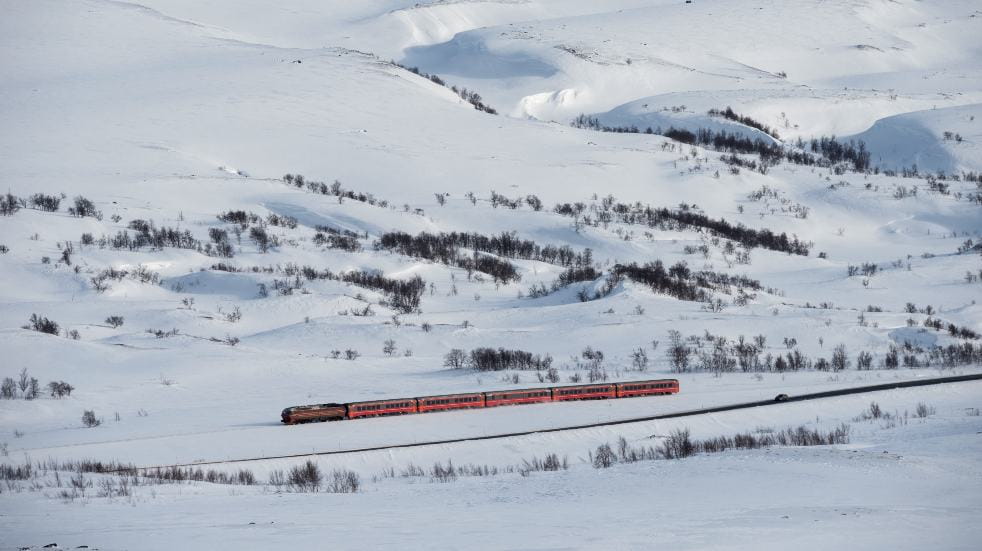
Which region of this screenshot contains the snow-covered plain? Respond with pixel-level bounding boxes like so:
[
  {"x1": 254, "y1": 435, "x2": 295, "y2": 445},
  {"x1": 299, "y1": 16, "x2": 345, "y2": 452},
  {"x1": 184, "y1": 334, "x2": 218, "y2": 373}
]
[{"x1": 1, "y1": 0, "x2": 981, "y2": 549}]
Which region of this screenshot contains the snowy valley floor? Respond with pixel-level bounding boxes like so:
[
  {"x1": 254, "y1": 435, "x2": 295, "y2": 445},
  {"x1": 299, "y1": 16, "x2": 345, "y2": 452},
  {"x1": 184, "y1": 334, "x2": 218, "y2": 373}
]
[{"x1": 3, "y1": 382, "x2": 981, "y2": 550}]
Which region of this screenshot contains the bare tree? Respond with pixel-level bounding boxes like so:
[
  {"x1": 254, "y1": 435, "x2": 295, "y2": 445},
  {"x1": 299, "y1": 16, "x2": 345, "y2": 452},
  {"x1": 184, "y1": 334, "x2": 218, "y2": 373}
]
[
  {"x1": 443, "y1": 349, "x2": 466, "y2": 369},
  {"x1": 1, "y1": 378, "x2": 16, "y2": 399},
  {"x1": 383, "y1": 339, "x2": 397, "y2": 356},
  {"x1": 831, "y1": 344, "x2": 849, "y2": 371},
  {"x1": 591, "y1": 444, "x2": 616, "y2": 468},
  {"x1": 667, "y1": 330, "x2": 691, "y2": 372},
  {"x1": 17, "y1": 368, "x2": 29, "y2": 396},
  {"x1": 48, "y1": 381, "x2": 74, "y2": 398}
]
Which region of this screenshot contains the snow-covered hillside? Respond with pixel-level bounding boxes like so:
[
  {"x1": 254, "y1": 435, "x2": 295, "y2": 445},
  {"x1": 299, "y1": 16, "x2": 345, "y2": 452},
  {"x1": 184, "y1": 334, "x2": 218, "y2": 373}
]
[{"x1": 1, "y1": 1, "x2": 981, "y2": 549}]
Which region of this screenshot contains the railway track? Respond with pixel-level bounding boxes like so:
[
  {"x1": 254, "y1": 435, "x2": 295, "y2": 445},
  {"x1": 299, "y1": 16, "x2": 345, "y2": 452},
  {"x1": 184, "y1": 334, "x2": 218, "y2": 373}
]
[{"x1": 126, "y1": 373, "x2": 982, "y2": 472}]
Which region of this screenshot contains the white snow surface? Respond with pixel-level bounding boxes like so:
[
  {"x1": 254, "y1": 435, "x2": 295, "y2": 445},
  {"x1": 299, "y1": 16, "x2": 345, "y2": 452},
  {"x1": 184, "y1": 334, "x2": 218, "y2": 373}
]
[{"x1": 1, "y1": 0, "x2": 981, "y2": 549}]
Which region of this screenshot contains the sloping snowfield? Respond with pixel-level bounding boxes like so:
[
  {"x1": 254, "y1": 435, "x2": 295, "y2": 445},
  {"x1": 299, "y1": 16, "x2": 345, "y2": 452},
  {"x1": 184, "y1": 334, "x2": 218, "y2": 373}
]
[{"x1": 1, "y1": 1, "x2": 981, "y2": 549}]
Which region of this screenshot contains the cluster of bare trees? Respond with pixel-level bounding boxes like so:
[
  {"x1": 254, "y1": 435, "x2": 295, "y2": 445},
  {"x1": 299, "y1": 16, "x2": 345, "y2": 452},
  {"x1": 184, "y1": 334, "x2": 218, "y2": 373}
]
[
  {"x1": 268, "y1": 461, "x2": 360, "y2": 493},
  {"x1": 444, "y1": 347, "x2": 553, "y2": 371},
  {"x1": 377, "y1": 230, "x2": 596, "y2": 284},
  {"x1": 665, "y1": 328, "x2": 982, "y2": 374},
  {"x1": 572, "y1": 114, "x2": 870, "y2": 171},
  {"x1": 708, "y1": 107, "x2": 781, "y2": 139},
  {"x1": 1, "y1": 369, "x2": 42, "y2": 400},
  {"x1": 1, "y1": 369, "x2": 72, "y2": 401},
  {"x1": 553, "y1": 196, "x2": 809, "y2": 256}
]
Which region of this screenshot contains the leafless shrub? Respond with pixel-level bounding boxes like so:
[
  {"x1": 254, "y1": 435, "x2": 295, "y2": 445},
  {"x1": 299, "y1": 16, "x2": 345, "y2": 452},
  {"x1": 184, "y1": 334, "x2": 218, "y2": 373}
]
[
  {"x1": 520, "y1": 453, "x2": 568, "y2": 476},
  {"x1": 105, "y1": 315, "x2": 124, "y2": 328},
  {"x1": 268, "y1": 469, "x2": 286, "y2": 488},
  {"x1": 831, "y1": 344, "x2": 849, "y2": 371},
  {"x1": 222, "y1": 306, "x2": 242, "y2": 323},
  {"x1": 616, "y1": 436, "x2": 659, "y2": 462},
  {"x1": 1, "y1": 378, "x2": 16, "y2": 399},
  {"x1": 0, "y1": 192, "x2": 21, "y2": 216},
  {"x1": 659, "y1": 428, "x2": 695, "y2": 459},
  {"x1": 431, "y1": 461, "x2": 457, "y2": 483},
  {"x1": 288, "y1": 460, "x2": 322, "y2": 492},
  {"x1": 0, "y1": 460, "x2": 33, "y2": 480},
  {"x1": 914, "y1": 402, "x2": 936, "y2": 418},
  {"x1": 68, "y1": 196, "x2": 101, "y2": 219},
  {"x1": 383, "y1": 339, "x2": 397, "y2": 356},
  {"x1": 47, "y1": 381, "x2": 74, "y2": 398},
  {"x1": 854, "y1": 402, "x2": 886, "y2": 421},
  {"x1": 26, "y1": 314, "x2": 59, "y2": 335},
  {"x1": 326, "y1": 469, "x2": 360, "y2": 493},
  {"x1": 82, "y1": 410, "x2": 101, "y2": 427}
]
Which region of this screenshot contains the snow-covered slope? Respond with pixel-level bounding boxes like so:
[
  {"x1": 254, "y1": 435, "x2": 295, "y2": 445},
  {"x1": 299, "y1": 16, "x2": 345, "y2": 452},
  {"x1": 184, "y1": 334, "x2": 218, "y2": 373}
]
[{"x1": 1, "y1": 1, "x2": 981, "y2": 549}]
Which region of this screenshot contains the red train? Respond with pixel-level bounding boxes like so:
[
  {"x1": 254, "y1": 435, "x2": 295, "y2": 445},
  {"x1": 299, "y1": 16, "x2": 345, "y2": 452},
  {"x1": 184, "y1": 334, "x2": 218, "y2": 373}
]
[{"x1": 281, "y1": 379, "x2": 679, "y2": 424}]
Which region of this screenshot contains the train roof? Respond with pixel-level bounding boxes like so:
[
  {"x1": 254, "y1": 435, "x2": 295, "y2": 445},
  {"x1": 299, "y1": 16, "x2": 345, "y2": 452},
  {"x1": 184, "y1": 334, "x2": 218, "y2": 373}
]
[
  {"x1": 485, "y1": 386, "x2": 553, "y2": 395},
  {"x1": 347, "y1": 397, "x2": 417, "y2": 405},
  {"x1": 283, "y1": 403, "x2": 344, "y2": 412},
  {"x1": 416, "y1": 391, "x2": 484, "y2": 400}
]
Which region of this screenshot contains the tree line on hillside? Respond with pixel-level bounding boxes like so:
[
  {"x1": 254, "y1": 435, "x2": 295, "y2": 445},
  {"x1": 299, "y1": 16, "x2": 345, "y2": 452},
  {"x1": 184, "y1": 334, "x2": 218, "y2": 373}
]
[
  {"x1": 376, "y1": 231, "x2": 597, "y2": 284},
  {"x1": 571, "y1": 113, "x2": 871, "y2": 172},
  {"x1": 391, "y1": 62, "x2": 498, "y2": 115},
  {"x1": 553, "y1": 199, "x2": 810, "y2": 256}
]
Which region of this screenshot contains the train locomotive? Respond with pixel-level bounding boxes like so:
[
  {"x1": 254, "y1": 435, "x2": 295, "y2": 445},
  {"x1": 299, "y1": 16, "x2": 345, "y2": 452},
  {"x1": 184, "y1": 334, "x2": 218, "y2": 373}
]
[{"x1": 281, "y1": 378, "x2": 679, "y2": 424}]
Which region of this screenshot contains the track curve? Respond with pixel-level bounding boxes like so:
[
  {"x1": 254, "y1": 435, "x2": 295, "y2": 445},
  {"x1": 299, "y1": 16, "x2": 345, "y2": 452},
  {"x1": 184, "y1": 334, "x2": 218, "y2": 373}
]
[{"x1": 127, "y1": 373, "x2": 982, "y2": 472}]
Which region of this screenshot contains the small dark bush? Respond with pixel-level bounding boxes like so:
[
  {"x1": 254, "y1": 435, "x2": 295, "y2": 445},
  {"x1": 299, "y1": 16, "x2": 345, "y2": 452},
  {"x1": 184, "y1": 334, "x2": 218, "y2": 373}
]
[
  {"x1": 82, "y1": 410, "x2": 101, "y2": 427},
  {"x1": 0, "y1": 192, "x2": 21, "y2": 216},
  {"x1": 68, "y1": 196, "x2": 101, "y2": 219},
  {"x1": 288, "y1": 460, "x2": 322, "y2": 492},
  {"x1": 27, "y1": 313, "x2": 59, "y2": 335},
  {"x1": 326, "y1": 469, "x2": 360, "y2": 493},
  {"x1": 48, "y1": 380, "x2": 74, "y2": 398}
]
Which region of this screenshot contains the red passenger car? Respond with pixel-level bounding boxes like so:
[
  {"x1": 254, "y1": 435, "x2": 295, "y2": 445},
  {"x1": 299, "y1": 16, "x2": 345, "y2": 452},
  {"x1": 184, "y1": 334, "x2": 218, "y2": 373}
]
[
  {"x1": 615, "y1": 379, "x2": 679, "y2": 398},
  {"x1": 552, "y1": 383, "x2": 617, "y2": 401},
  {"x1": 417, "y1": 392, "x2": 485, "y2": 413},
  {"x1": 347, "y1": 398, "x2": 417, "y2": 419},
  {"x1": 281, "y1": 403, "x2": 347, "y2": 424},
  {"x1": 484, "y1": 388, "x2": 552, "y2": 407}
]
